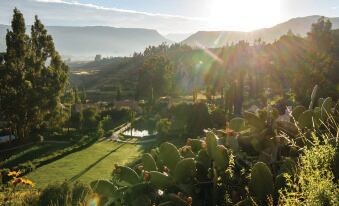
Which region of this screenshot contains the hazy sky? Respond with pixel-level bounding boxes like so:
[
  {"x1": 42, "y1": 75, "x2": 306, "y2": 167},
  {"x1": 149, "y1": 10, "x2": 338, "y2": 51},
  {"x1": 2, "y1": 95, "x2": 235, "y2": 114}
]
[{"x1": 0, "y1": 0, "x2": 338, "y2": 34}]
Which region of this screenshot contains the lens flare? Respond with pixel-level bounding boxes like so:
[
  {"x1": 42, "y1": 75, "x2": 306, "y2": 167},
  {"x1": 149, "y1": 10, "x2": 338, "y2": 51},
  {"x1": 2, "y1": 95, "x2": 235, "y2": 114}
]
[{"x1": 208, "y1": 0, "x2": 282, "y2": 31}]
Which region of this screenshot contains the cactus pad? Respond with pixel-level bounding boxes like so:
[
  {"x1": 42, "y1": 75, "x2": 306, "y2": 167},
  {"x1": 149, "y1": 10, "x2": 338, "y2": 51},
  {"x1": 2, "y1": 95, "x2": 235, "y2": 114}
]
[
  {"x1": 249, "y1": 162, "x2": 274, "y2": 202},
  {"x1": 159, "y1": 142, "x2": 182, "y2": 172}
]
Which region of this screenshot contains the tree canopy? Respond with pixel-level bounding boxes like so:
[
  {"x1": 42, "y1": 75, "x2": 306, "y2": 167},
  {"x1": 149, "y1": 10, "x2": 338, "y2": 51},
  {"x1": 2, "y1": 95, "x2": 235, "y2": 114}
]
[{"x1": 0, "y1": 9, "x2": 68, "y2": 139}]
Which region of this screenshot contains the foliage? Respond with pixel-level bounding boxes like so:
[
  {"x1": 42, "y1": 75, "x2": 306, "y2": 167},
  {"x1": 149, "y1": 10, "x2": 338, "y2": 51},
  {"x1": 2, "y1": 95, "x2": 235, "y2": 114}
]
[
  {"x1": 137, "y1": 55, "x2": 174, "y2": 99},
  {"x1": 156, "y1": 118, "x2": 172, "y2": 138},
  {"x1": 279, "y1": 135, "x2": 339, "y2": 206},
  {"x1": 249, "y1": 162, "x2": 274, "y2": 203},
  {"x1": 0, "y1": 9, "x2": 68, "y2": 139},
  {"x1": 89, "y1": 132, "x2": 235, "y2": 206},
  {"x1": 187, "y1": 102, "x2": 212, "y2": 136},
  {"x1": 82, "y1": 107, "x2": 100, "y2": 132},
  {"x1": 38, "y1": 181, "x2": 92, "y2": 206}
]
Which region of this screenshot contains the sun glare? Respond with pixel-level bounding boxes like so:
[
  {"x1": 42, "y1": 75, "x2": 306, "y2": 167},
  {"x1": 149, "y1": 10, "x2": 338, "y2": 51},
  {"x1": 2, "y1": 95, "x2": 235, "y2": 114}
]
[{"x1": 208, "y1": 0, "x2": 281, "y2": 31}]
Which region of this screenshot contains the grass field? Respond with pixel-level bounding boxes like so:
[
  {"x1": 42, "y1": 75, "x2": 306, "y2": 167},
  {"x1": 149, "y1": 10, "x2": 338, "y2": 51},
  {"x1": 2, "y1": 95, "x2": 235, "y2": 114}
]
[{"x1": 26, "y1": 140, "x2": 145, "y2": 188}]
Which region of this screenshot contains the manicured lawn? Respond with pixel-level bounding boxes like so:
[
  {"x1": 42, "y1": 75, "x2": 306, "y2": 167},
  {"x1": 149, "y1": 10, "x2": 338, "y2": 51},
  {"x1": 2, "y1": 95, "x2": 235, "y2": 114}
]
[
  {"x1": 26, "y1": 140, "x2": 144, "y2": 188},
  {"x1": 1, "y1": 143, "x2": 72, "y2": 167}
]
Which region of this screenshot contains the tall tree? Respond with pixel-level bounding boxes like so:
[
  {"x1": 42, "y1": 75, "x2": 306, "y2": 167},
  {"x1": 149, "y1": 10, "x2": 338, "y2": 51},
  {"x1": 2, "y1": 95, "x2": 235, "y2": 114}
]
[
  {"x1": 137, "y1": 55, "x2": 174, "y2": 100},
  {"x1": 0, "y1": 9, "x2": 68, "y2": 139}
]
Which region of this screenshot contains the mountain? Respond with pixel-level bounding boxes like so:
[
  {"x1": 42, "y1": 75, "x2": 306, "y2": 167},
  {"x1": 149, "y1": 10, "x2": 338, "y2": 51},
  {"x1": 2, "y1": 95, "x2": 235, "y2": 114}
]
[
  {"x1": 165, "y1": 33, "x2": 193, "y2": 42},
  {"x1": 0, "y1": 25, "x2": 171, "y2": 60},
  {"x1": 182, "y1": 16, "x2": 339, "y2": 48}
]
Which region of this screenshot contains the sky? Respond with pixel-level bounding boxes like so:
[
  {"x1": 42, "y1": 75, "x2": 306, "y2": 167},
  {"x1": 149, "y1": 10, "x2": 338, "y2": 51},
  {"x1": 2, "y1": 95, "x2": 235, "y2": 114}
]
[{"x1": 0, "y1": 0, "x2": 338, "y2": 34}]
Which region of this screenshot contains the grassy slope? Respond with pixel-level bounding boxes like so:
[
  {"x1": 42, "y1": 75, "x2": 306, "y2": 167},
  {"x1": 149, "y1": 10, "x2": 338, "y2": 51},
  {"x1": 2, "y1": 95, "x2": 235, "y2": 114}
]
[{"x1": 26, "y1": 140, "x2": 144, "y2": 188}]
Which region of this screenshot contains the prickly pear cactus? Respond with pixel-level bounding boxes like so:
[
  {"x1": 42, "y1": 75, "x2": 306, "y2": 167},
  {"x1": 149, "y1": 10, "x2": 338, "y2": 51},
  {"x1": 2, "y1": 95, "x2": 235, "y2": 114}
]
[
  {"x1": 159, "y1": 142, "x2": 182, "y2": 172},
  {"x1": 291, "y1": 105, "x2": 306, "y2": 121},
  {"x1": 249, "y1": 162, "x2": 274, "y2": 202},
  {"x1": 213, "y1": 145, "x2": 230, "y2": 170},
  {"x1": 321, "y1": 97, "x2": 333, "y2": 119},
  {"x1": 124, "y1": 183, "x2": 154, "y2": 206},
  {"x1": 309, "y1": 85, "x2": 319, "y2": 109},
  {"x1": 197, "y1": 149, "x2": 212, "y2": 169},
  {"x1": 298, "y1": 109, "x2": 314, "y2": 129},
  {"x1": 164, "y1": 193, "x2": 191, "y2": 206},
  {"x1": 229, "y1": 117, "x2": 246, "y2": 132},
  {"x1": 174, "y1": 158, "x2": 196, "y2": 183},
  {"x1": 243, "y1": 112, "x2": 265, "y2": 132},
  {"x1": 186, "y1": 138, "x2": 205, "y2": 153},
  {"x1": 180, "y1": 146, "x2": 196, "y2": 158},
  {"x1": 313, "y1": 107, "x2": 322, "y2": 128},
  {"x1": 206, "y1": 132, "x2": 218, "y2": 159},
  {"x1": 142, "y1": 153, "x2": 158, "y2": 171},
  {"x1": 149, "y1": 171, "x2": 173, "y2": 188},
  {"x1": 90, "y1": 179, "x2": 117, "y2": 197},
  {"x1": 113, "y1": 165, "x2": 140, "y2": 186},
  {"x1": 275, "y1": 120, "x2": 298, "y2": 136}
]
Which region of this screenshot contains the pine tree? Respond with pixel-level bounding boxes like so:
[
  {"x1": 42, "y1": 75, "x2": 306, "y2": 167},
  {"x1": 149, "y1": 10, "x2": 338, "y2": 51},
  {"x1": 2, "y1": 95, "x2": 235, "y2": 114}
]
[
  {"x1": 0, "y1": 9, "x2": 68, "y2": 140},
  {"x1": 0, "y1": 8, "x2": 32, "y2": 139}
]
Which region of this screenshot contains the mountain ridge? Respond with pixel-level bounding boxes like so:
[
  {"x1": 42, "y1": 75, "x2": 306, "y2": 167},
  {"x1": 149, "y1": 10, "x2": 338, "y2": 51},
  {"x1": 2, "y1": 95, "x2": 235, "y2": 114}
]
[
  {"x1": 0, "y1": 25, "x2": 171, "y2": 60},
  {"x1": 181, "y1": 15, "x2": 339, "y2": 47}
]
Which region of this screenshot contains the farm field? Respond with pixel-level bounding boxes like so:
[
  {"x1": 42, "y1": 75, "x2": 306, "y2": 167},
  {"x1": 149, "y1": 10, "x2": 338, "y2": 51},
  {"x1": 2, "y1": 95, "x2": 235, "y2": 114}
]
[{"x1": 26, "y1": 140, "x2": 144, "y2": 188}]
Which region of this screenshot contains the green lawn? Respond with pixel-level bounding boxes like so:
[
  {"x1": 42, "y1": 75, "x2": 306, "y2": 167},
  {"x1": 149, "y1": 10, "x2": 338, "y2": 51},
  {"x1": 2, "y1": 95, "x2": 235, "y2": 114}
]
[
  {"x1": 26, "y1": 140, "x2": 144, "y2": 188},
  {"x1": 1, "y1": 143, "x2": 72, "y2": 167}
]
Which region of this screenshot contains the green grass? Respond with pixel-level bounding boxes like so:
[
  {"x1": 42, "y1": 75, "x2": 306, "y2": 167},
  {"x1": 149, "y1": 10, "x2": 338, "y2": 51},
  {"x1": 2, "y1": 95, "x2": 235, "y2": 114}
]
[
  {"x1": 26, "y1": 140, "x2": 145, "y2": 188},
  {"x1": 1, "y1": 143, "x2": 72, "y2": 167}
]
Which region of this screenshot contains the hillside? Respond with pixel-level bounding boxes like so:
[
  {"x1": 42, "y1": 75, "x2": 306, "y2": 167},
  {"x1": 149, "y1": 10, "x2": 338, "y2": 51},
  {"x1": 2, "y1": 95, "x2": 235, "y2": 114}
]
[
  {"x1": 182, "y1": 16, "x2": 339, "y2": 47},
  {"x1": 165, "y1": 33, "x2": 193, "y2": 42},
  {"x1": 0, "y1": 25, "x2": 171, "y2": 60}
]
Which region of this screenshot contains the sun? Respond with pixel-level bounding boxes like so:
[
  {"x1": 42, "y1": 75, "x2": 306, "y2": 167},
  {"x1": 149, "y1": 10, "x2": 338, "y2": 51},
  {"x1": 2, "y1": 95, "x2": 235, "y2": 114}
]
[{"x1": 208, "y1": 0, "x2": 282, "y2": 31}]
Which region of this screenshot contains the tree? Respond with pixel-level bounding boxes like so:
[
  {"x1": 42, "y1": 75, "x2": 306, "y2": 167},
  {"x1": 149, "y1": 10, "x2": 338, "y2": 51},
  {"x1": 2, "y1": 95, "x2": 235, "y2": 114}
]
[
  {"x1": 137, "y1": 55, "x2": 174, "y2": 100},
  {"x1": 308, "y1": 17, "x2": 333, "y2": 52},
  {"x1": 305, "y1": 17, "x2": 337, "y2": 101},
  {"x1": 0, "y1": 9, "x2": 68, "y2": 140},
  {"x1": 116, "y1": 86, "x2": 122, "y2": 101},
  {"x1": 82, "y1": 107, "x2": 99, "y2": 132}
]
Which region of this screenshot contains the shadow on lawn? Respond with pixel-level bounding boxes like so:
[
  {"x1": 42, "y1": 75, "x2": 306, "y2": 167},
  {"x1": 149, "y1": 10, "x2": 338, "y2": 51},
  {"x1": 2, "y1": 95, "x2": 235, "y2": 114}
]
[{"x1": 68, "y1": 143, "x2": 127, "y2": 182}]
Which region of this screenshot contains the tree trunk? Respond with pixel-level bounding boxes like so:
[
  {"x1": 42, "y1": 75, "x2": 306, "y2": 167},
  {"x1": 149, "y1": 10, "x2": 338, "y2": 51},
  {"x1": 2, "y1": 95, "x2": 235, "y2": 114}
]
[{"x1": 234, "y1": 74, "x2": 244, "y2": 116}]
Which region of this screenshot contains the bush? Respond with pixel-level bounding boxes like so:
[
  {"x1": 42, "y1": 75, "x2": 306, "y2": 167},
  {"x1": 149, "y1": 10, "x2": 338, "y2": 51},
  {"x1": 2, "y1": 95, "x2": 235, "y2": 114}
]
[
  {"x1": 82, "y1": 107, "x2": 99, "y2": 132},
  {"x1": 100, "y1": 115, "x2": 113, "y2": 131},
  {"x1": 156, "y1": 118, "x2": 171, "y2": 137},
  {"x1": 187, "y1": 102, "x2": 212, "y2": 136},
  {"x1": 279, "y1": 136, "x2": 339, "y2": 205},
  {"x1": 72, "y1": 182, "x2": 92, "y2": 205},
  {"x1": 39, "y1": 182, "x2": 72, "y2": 206},
  {"x1": 169, "y1": 102, "x2": 212, "y2": 135},
  {"x1": 210, "y1": 108, "x2": 226, "y2": 128},
  {"x1": 38, "y1": 181, "x2": 92, "y2": 206}
]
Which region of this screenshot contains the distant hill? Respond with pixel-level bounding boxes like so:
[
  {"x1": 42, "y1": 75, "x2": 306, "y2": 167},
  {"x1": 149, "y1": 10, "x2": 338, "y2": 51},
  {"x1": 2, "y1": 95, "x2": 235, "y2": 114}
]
[
  {"x1": 182, "y1": 16, "x2": 339, "y2": 48},
  {"x1": 0, "y1": 25, "x2": 171, "y2": 60},
  {"x1": 165, "y1": 33, "x2": 193, "y2": 42}
]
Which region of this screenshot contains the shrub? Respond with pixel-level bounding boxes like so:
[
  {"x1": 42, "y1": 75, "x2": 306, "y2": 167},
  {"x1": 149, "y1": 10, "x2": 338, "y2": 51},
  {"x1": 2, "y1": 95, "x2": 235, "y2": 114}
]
[
  {"x1": 39, "y1": 182, "x2": 72, "y2": 206},
  {"x1": 72, "y1": 182, "x2": 92, "y2": 205},
  {"x1": 279, "y1": 135, "x2": 339, "y2": 206},
  {"x1": 38, "y1": 181, "x2": 92, "y2": 206},
  {"x1": 210, "y1": 107, "x2": 226, "y2": 128},
  {"x1": 156, "y1": 118, "x2": 171, "y2": 137},
  {"x1": 187, "y1": 102, "x2": 212, "y2": 136},
  {"x1": 82, "y1": 107, "x2": 99, "y2": 132}
]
